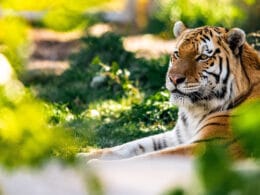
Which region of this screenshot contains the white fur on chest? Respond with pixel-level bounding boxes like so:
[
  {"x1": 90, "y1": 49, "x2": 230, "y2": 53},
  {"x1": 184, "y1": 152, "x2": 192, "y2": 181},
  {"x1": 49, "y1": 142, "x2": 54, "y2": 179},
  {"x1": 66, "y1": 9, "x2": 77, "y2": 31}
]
[{"x1": 174, "y1": 107, "x2": 208, "y2": 143}]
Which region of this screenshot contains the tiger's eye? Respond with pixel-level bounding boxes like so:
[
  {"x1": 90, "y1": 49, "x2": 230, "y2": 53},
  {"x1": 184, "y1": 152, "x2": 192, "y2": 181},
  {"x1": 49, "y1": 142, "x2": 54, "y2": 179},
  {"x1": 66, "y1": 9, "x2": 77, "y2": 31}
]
[
  {"x1": 200, "y1": 54, "x2": 209, "y2": 60},
  {"x1": 197, "y1": 54, "x2": 210, "y2": 62}
]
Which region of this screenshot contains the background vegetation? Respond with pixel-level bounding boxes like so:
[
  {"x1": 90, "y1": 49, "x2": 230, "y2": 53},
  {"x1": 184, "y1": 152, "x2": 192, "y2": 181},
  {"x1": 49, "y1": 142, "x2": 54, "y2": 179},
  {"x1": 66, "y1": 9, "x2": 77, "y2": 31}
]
[{"x1": 0, "y1": 0, "x2": 259, "y2": 193}]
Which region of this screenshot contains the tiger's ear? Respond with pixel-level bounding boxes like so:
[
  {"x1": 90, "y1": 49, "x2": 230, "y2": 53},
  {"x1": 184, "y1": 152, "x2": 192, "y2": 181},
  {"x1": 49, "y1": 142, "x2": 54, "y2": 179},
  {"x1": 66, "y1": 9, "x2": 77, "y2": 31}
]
[
  {"x1": 173, "y1": 21, "x2": 186, "y2": 38},
  {"x1": 226, "y1": 28, "x2": 246, "y2": 55}
]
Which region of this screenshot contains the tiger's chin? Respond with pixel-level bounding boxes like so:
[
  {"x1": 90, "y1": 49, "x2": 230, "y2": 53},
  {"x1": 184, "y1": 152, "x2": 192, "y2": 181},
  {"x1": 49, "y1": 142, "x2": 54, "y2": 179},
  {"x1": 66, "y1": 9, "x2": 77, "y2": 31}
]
[
  {"x1": 169, "y1": 90, "x2": 196, "y2": 107},
  {"x1": 169, "y1": 88, "x2": 208, "y2": 108}
]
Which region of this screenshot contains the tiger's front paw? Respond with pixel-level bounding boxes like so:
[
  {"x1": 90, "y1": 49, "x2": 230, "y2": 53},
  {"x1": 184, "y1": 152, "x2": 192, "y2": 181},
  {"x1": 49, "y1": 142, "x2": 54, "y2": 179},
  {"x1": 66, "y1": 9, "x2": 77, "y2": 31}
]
[
  {"x1": 76, "y1": 148, "x2": 122, "y2": 163},
  {"x1": 76, "y1": 149, "x2": 105, "y2": 162}
]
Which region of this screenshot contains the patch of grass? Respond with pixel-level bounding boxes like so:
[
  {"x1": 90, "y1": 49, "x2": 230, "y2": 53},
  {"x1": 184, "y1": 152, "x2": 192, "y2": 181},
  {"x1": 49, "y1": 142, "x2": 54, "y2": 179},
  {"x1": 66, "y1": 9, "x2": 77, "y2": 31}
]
[
  {"x1": 91, "y1": 91, "x2": 178, "y2": 148},
  {"x1": 50, "y1": 91, "x2": 178, "y2": 149},
  {"x1": 24, "y1": 32, "x2": 175, "y2": 149}
]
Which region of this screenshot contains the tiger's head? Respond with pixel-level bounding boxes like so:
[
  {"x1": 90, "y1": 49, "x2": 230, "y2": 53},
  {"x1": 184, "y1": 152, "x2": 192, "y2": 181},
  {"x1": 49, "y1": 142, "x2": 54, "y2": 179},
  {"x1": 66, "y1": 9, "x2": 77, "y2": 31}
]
[{"x1": 166, "y1": 21, "x2": 251, "y2": 110}]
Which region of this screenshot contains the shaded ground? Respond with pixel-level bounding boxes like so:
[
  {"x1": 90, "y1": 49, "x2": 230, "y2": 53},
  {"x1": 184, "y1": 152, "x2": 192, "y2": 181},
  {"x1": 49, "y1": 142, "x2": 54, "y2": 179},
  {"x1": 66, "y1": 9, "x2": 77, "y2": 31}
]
[{"x1": 27, "y1": 29, "x2": 83, "y2": 76}]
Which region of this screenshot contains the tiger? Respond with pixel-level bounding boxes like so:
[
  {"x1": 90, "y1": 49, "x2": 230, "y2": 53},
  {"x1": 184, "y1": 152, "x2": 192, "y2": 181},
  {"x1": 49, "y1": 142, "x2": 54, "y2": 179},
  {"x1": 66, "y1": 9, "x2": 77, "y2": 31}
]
[{"x1": 78, "y1": 21, "x2": 260, "y2": 162}]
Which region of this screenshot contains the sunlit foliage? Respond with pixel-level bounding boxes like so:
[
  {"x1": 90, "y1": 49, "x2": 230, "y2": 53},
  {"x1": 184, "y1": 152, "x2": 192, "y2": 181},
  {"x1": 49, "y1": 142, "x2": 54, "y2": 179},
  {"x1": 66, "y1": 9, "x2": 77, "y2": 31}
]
[
  {"x1": 1, "y1": 0, "x2": 110, "y2": 11},
  {"x1": 232, "y1": 100, "x2": 260, "y2": 158},
  {"x1": 1, "y1": 0, "x2": 108, "y2": 31},
  {"x1": 0, "y1": 17, "x2": 29, "y2": 73},
  {"x1": 0, "y1": 80, "x2": 77, "y2": 168},
  {"x1": 147, "y1": 0, "x2": 258, "y2": 37}
]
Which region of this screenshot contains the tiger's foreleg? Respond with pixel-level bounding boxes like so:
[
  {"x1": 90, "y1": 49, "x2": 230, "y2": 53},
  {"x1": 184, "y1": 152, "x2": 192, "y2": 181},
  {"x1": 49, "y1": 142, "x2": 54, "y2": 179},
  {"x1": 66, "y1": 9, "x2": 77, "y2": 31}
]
[{"x1": 77, "y1": 130, "x2": 180, "y2": 161}]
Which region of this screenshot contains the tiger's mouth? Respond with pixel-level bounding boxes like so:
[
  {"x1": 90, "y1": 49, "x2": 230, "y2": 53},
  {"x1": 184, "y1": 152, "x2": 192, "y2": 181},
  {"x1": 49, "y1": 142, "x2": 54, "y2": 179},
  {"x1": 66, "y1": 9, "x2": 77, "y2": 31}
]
[
  {"x1": 171, "y1": 89, "x2": 186, "y2": 95},
  {"x1": 170, "y1": 87, "x2": 204, "y2": 103},
  {"x1": 171, "y1": 85, "x2": 201, "y2": 95}
]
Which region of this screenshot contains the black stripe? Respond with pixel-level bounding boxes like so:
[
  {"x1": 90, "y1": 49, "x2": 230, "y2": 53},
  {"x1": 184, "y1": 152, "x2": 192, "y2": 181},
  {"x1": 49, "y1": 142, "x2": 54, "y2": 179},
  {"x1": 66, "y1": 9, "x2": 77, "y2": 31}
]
[
  {"x1": 193, "y1": 137, "x2": 226, "y2": 144},
  {"x1": 227, "y1": 86, "x2": 253, "y2": 109},
  {"x1": 222, "y1": 44, "x2": 230, "y2": 54},
  {"x1": 204, "y1": 56, "x2": 222, "y2": 83},
  {"x1": 229, "y1": 82, "x2": 233, "y2": 100},
  {"x1": 162, "y1": 138, "x2": 168, "y2": 148},
  {"x1": 190, "y1": 92, "x2": 203, "y2": 103},
  {"x1": 197, "y1": 122, "x2": 227, "y2": 134},
  {"x1": 213, "y1": 27, "x2": 221, "y2": 34},
  {"x1": 223, "y1": 57, "x2": 230, "y2": 84},
  {"x1": 197, "y1": 113, "x2": 208, "y2": 125},
  {"x1": 200, "y1": 37, "x2": 207, "y2": 43},
  {"x1": 209, "y1": 30, "x2": 213, "y2": 37},
  {"x1": 203, "y1": 114, "x2": 238, "y2": 124},
  {"x1": 152, "y1": 138, "x2": 157, "y2": 151},
  {"x1": 157, "y1": 139, "x2": 162, "y2": 150},
  {"x1": 218, "y1": 56, "x2": 223, "y2": 80},
  {"x1": 214, "y1": 86, "x2": 227, "y2": 99},
  {"x1": 217, "y1": 39, "x2": 222, "y2": 46},
  {"x1": 207, "y1": 114, "x2": 230, "y2": 120},
  {"x1": 175, "y1": 127, "x2": 183, "y2": 144},
  {"x1": 181, "y1": 113, "x2": 188, "y2": 127},
  {"x1": 138, "y1": 144, "x2": 145, "y2": 153},
  {"x1": 203, "y1": 34, "x2": 210, "y2": 41},
  {"x1": 207, "y1": 49, "x2": 213, "y2": 54},
  {"x1": 208, "y1": 106, "x2": 222, "y2": 115},
  {"x1": 204, "y1": 70, "x2": 220, "y2": 83},
  {"x1": 214, "y1": 48, "x2": 220, "y2": 55}
]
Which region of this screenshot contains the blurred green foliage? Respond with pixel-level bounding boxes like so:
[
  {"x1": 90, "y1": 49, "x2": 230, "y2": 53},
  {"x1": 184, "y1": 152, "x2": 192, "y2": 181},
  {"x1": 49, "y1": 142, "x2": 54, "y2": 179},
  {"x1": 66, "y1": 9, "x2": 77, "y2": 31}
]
[
  {"x1": 194, "y1": 143, "x2": 260, "y2": 195},
  {"x1": 232, "y1": 100, "x2": 260, "y2": 158},
  {"x1": 0, "y1": 81, "x2": 77, "y2": 168},
  {"x1": 43, "y1": 9, "x2": 86, "y2": 31},
  {"x1": 1, "y1": 0, "x2": 107, "y2": 31},
  {"x1": 1, "y1": 0, "x2": 109, "y2": 11},
  {"x1": 147, "y1": 0, "x2": 259, "y2": 37},
  {"x1": 0, "y1": 17, "x2": 30, "y2": 73}
]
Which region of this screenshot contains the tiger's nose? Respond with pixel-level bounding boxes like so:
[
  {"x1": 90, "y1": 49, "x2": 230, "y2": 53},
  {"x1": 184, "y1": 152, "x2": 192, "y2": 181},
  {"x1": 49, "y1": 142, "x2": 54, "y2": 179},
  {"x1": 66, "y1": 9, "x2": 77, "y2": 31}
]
[{"x1": 169, "y1": 74, "x2": 186, "y2": 85}]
